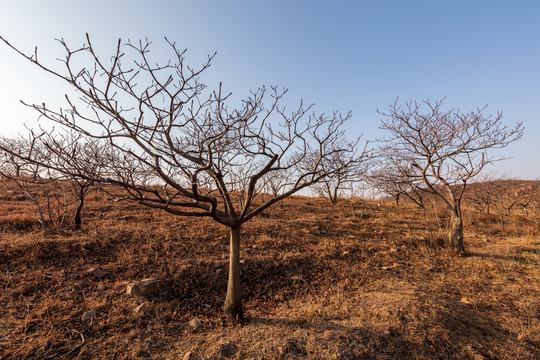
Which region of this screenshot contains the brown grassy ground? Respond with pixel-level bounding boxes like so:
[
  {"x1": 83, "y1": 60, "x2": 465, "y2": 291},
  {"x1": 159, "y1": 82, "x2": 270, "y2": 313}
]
[{"x1": 0, "y1": 190, "x2": 538, "y2": 359}]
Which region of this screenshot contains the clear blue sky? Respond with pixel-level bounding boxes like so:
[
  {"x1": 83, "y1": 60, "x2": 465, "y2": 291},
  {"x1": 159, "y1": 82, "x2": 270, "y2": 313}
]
[{"x1": 1, "y1": 1, "x2": 539, "y2": 178}]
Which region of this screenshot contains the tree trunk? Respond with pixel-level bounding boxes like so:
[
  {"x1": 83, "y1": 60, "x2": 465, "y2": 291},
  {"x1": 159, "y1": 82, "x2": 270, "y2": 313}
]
[
  {"x1": 394, "y1": 193, "x2": 400, "y2": 206},
  {"x1": 74, "y1": 197, "x2": 84, "y2": 229},
  {"x1": 223, "y1": 225, "x2": 243, "y2": 321},
  {"x1": 449, "y1": 212, "x2": 464, "y2": 252}
]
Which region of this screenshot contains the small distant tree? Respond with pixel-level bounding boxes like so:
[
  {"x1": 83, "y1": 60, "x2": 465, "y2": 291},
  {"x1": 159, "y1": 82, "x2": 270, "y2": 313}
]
[
  {"x1": 368, "y1": 150, "x2": 425, "y2": 208},
  {"x1": 378, "y1": 98, "x2": 523, "y2": 252},
  {"x1": 40, "y1": 132, "x2": 104, "y2": 228},
  {"x1": 313, "y1": 139, "x2": 370, "y2": 205},
  {"x1": 0, "y1": 133, "x2": 102, "y2": 229},
  {"x1": 489, "y1": 178, "x2": 539, "y2": 233},
  {"x1": 0, "y1": 140, "x2": 71, "y2": 228},
  {"x1": 464, "y1": 173, "x2": 499, "y2": 215},
  {"x1": 0, "y1": 35, "x2": 365, "y2": 320}
]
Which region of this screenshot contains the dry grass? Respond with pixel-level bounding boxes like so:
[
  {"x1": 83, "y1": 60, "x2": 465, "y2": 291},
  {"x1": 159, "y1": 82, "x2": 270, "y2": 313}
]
[{"x1": 0, "y1": 189, "x2": 538, "y2": 359}]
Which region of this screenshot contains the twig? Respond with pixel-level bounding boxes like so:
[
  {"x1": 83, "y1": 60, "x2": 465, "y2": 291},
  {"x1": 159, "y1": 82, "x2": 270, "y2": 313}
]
[{"x1": 64, "y1": 329, "x2": 85, "y2": 357}]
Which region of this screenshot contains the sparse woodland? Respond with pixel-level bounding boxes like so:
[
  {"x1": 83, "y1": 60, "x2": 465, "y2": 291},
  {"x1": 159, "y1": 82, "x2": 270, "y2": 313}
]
[{"x1": 0, "y1": 35, "x2": 537, "y2": 359}]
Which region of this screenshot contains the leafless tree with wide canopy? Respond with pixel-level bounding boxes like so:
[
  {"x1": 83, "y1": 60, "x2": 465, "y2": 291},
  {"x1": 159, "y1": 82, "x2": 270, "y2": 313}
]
[
  {"x1": 0, "y1": 34, "x2": 365, "y2": 320},
  {"x1": 378, "y1": 98, "x2": 523, "y2": 252}
]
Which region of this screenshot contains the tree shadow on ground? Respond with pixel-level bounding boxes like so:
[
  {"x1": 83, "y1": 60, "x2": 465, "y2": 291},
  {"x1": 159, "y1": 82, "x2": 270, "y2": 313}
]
[
  {"x1": 245, "y1": 288, "x2": 539, "y2": 359},
  {"x1": 464, "y1": 251, "x2": 537, "y2": 263}
]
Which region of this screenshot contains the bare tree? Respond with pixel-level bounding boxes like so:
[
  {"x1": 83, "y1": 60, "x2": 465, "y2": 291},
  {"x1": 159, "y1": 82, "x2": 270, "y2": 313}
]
[
  {"x1": 313, "y1": 139, "x2": 370, "y2": 205},
  {"x1": 369, "y1": 147, "x2": 426, "y2": 208},
  {"x1": 42, "y1": 132, "x2": 103, "y2": 228},
  {"x1": 489, "y1": 179, "x2": 539, "y2": 233},
  {"x1": 0, "y1": 35, "x2": 365, "y2": 320},
  {"x1": 464, "y1": 173, "x2": 499, "y2": 215},
  {"x1": 378, "y1": 98, "x2": 523, "y2": 252},
  {"x1": 1, "y1": 132, "x2": 103, "y2": 228},
  {"x1": 0, "y1": 140, "x2": 71, "y2": 228}
]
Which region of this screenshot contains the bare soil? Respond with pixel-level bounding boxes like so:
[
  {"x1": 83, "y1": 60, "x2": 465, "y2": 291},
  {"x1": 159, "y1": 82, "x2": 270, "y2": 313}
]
[{"x1": 0, "y1": 191, "x2": 538, "y2": 359}]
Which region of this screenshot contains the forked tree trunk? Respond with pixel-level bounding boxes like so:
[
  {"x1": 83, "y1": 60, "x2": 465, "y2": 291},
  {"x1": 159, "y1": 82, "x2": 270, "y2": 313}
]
[
  {"x1": 224, "y1": 225, "x2": 243, "y2": 320},
  {"x1": 449, "y1": 212, "x2": 464, "y2": 252}
]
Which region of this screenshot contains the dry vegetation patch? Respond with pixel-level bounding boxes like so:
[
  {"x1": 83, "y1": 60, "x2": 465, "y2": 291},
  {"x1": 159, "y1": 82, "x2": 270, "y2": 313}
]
[{"x1": 0, "y1": 192, "x2": 538, "y2": 359}]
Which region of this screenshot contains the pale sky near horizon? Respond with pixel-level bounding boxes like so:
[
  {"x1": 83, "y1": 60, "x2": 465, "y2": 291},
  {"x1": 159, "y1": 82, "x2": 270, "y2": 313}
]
[{"x1": 0, "y1": 1, "x2": 539, "y2": 179}]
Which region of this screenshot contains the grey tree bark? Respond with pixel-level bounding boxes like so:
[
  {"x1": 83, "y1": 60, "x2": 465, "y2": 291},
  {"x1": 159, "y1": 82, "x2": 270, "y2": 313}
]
[{"x1": 224, "y1": 226, "x2": 243, "y2": 320}]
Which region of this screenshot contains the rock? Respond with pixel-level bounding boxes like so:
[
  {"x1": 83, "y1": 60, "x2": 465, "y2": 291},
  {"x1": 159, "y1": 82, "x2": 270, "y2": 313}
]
[
  {"x1": 342, "y1": 251, "x2": 350, "y2": 256},
  {"x1": 81, "y1": 310, "x2": 96, "y2": 321},
  {"x1": 135, "y1": 302, "x2": 151, "y2": 315},
  {"x1": 183, "y1": 351, "x2": 198, "y2": 360},
  {"x1": 219, "y1": 343, "x2": 238, "y2": 358},
  {"x1": 381, "y1": 266, "x2": 390, "y2": 270},
  {"x1": 126, "y1": 279, "x2": 159, "y2": 297},
  {"x1": 460, "y1": 297, "x2": 472, "y2": 305},
  {"x1": 383, "y1": 326, "x2": 397, "y2": 336},
  {"x1": 188, "y1": 317, "x2": 203, "y2": 331},
  {"x1": 88, "y1": 267, "x2": 109, "y2": 278}
]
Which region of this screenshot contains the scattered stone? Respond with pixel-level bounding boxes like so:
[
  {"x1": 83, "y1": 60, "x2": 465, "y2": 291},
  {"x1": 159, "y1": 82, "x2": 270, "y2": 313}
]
[
  {"x1": 383, "y1": 326, "x2": 397, "y2": 336},
  {"x1": 135, "y1": 302, "x2": 151, "y2": 315},
  {"x1": 219, "y1": 343, "x2": 238, "y2": 358},
  {"x1": 320, "y1": 230, "x2": 328, "y2": 234},
  {"x1": 81, "y1": 310, "x2": 96, "y2": 321},
  {"x1": 517, "y1": 331, "x2": 529, "y2": 342},
  {"x1": 239, "y1": 259, "x2": 245, "y2": 264},
  {"x1": 183, "y1": 351, "x2": 198, "y2": 360},
  {"x1": 126, "y1": 278, "x2": 159, "y2": 297},
  {"x1": 88, "y1": 267, "x2": 109, "y2": 278},
  {"x1": 390, "y1": 248, "x2": 398, "y2": 253},
  {"x1": 460, "y1": 297, "x2": 472, "y2": 305},
  {"x1": 188, "y1": 317, "x2": 203, "y2": 332}
]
